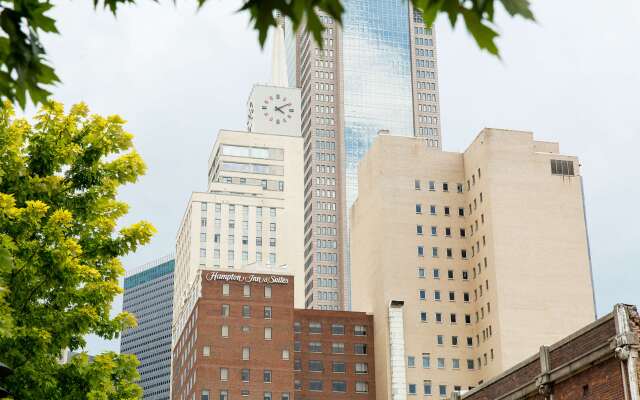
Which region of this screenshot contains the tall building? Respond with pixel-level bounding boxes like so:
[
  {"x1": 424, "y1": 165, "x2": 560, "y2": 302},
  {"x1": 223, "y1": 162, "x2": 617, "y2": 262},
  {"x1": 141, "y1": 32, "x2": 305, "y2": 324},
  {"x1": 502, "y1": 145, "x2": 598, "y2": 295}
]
[
  {"x1": 349, "y1": 129, "x2": 596, "y2": 399},
  {"x1": 173, "y1": 122, "x2": 305, "y2": 327},
  {"x1": 285, "y1": 0, "x2": 442, "y2": 310},
  {"x1": 171, "y1": 268, "x2": 376, "y2": 400},
  {"x1": 121, "y1": 255, "x2": 175, "y2": 400}
]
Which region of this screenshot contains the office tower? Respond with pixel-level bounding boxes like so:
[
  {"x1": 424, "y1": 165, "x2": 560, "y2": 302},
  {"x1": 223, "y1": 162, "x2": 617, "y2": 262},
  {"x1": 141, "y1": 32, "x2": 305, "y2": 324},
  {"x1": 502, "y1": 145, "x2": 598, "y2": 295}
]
[
  {"x1": 121, "y1": 256, "x2": 175, "y2": 400},
  {"x1": 285, "y1": 0, "x2": 442, "y2": 310},
  {"x1": 171, "y1": 268, "x2": 376, "y2": 400},
  {"x1": 173, "y1": 121, "x2": 305, "y2": 327},
  {"x1": 350, "y1": 129, "x2": 596, "y2": 399}
]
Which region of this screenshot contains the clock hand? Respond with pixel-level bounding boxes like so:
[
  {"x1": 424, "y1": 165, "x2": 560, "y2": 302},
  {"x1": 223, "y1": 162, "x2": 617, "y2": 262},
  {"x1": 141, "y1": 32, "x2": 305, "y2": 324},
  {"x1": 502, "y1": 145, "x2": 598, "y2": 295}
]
[{"x1": 275, "y1": 103, "x2": 292, "y2": 113}]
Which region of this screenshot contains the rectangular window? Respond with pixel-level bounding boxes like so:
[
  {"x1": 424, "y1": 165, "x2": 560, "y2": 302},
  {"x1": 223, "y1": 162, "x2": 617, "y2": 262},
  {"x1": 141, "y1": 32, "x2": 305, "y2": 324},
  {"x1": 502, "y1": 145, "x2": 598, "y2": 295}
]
[
  {"x1": 439, "y1": 385, "x2": 447, "y2": 397},
  {"x1": 408, "y1": 384, "x2": 417, "y2": 395},
  {"x1": 242, "y1": 347, "x2": 250, "y2": 360},
  {"x1": 221, "y1": 304, "x2": 230, "y2": 317},
  {"x1": 417, "y1": 267, "x2": 426, "y2": 278},
  {"x1": 437, "y1": 358, "x2": 445, "y2": 369},
  {"x1": 220, "y1": 367, "x2": 228, "y2": 381},
  {"x1": 355, "y1": 382, "x2": 369, "y2": 393},
  {"x1": 415, "y1": 179, "x2": 421, "y2": 190},
  {"x1": 264, "y1": 285, "x2": 272, "y2": 298},
  {"x1": 432, "y1": 247, "x2": 438, "y2": 257},
  {"x1": 431, "y1": 226, "x2": 437, "y2": 236},
  {"x1": 242, "y1": 305, "x2": 251, "y2": 318},
  {"x1": 332, "y1": 343, "x2": 345, "y2": 354},
  {"x1": 264, "y1": 327, "x2": 272, "y2": 340},
  {"x1": 416, "y1": 204, "x2": 422, "y2": 214},
  {"x1": 437, "y1": 335, "x2": 444, "y2": 345},
  {"x1": 221, "y1": 325, "x2": 229, "y2": 337},
  {"x1": 422, "y1": 353, "x2": 430, "y2": 368},
  {"x1": 417, "y1": 225, "x2": 424, "y2": 235},
  {"x1": 309, "y1": 341, "x2": 322, "y2": 353},
  {"x1": 332, "y1": 381, "x2": 346, "y2": 393},
  {"x1": 309, "y1": 360, "x2": 323, "y2": 372},
  {"x1": 420, "y1": 311, "x2": 427, "y2": 322},
  {"x1": 550, "y1": 159, "x2": 575, "y2": 176},
  {"x1": 331, "y1": 324, "x2": 345, "y2": 335},
  {"x1": 428, "y1": 181, "x2": 435, "y2": 191},
  {"x1": 354, "y1": 325, "x2": 367, "y2": 336},
  {"x1": 354, "y1": 343, "x2": 368, "y2": 355},
  {"x1": 309, "y1": 380, "x2": 323, "y2": 391},
  {"x1": 264, "y1": 306, "x2": 272, "y2": 319},
  {"x1": 309, "y1": 322, "x2": 322, "y2": 334},
  {"x1": 430, "y1": 205, "x2": 436, "y2": 215},
  {"x1": 332, "y1": 361, "x2": 346, "y2": 373},
  {"x1": 355, "y1": 362, "x2": 368, "y2": 374},
  {"x1": 417, "y1": 246, "x2": 424, "y2": 257},
  {"x1": 243, "y1": 284, "x2": 251, "y2": 297},
  {"x1": 203, "y1": 345, "x2": 211, "y2": 357},
  {"x1": 433, "y1": 268, "x2": 440, "y2": 279},
  {"x1": 241, "y1": 368, "x2": 250, "y2": 382},
  {"x1": 467, "y1": 359, "x2": 475, "y2": 369}
]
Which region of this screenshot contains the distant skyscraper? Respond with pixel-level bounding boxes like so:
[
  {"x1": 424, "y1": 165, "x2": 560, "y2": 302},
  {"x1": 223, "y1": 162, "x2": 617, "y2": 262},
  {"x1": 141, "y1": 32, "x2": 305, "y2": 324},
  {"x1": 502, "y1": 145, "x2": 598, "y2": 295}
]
[
  {"x1": 121, "y1": 256, "x2": 175, "y2": 400},
  {"x1": 285, "y1": 0, "x2": 442, "y2": 310}
]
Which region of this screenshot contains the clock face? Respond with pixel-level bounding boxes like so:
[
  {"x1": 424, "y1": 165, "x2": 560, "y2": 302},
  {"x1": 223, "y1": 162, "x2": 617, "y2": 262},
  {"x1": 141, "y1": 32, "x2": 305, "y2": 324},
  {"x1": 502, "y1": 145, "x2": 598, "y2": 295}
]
[{"x1": 261, "y1": 93, "x2": 296, "y2": 125}]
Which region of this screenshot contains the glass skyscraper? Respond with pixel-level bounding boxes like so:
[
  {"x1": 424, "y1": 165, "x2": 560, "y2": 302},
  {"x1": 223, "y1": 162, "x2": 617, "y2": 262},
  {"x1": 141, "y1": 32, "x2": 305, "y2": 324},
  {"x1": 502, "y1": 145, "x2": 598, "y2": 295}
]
[{"x1": 287, "y1": 0, "x2": 442, "y2": 310}]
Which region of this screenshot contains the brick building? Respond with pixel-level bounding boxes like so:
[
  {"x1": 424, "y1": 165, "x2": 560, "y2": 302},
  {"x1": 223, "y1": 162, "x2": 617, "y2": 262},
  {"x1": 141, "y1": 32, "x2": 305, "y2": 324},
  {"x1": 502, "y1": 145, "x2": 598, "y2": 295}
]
[
  {"x1": 453, "y1": 304, "x2": 640, "y2": 400},
  {"x1": 171, "y1": 269, "x2": 375, "y2": 400}
]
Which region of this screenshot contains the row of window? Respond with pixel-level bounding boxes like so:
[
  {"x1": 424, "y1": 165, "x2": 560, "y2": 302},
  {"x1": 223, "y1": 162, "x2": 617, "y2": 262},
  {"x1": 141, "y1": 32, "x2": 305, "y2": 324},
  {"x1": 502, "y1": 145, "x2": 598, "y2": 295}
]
[
  {"x1": 294, "y1": 380, "x2": 369, "y2": 393},
  {"x1": 415, "y1": 204, "x2": 465, "y2": 216},
  {"x1": 201, "y1": 390, "x2": 288, "y2": 400},
  {"x1": 407, "y1": 354, "x2": 475, "y2": 370},
  {"x1": 415, "y1": 180, "x2": 463, "y2": 192},
  {"x1": 417, "y1": 246, "x2": 469, "y2": 259},
  {"x1": 293, "y1": 322, "x2": 368, "y2": 336},
  {"x1": 294, "y1": 359, "x2": 369, "y2": 374}
]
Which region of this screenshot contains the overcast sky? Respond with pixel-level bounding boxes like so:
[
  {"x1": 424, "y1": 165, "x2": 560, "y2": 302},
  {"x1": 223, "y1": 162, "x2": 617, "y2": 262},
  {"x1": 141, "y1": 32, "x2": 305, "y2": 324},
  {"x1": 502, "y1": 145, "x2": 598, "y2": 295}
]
[{"x1": 37, "y1": 0, "x2": 640, "y2": 354}]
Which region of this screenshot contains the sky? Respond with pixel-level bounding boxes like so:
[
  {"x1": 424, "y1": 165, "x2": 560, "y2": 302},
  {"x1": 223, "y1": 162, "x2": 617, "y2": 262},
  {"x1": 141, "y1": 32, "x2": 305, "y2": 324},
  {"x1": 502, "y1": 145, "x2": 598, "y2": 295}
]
[{"x1": 35, "y1": 0, "x2": 640, "y2": 354}]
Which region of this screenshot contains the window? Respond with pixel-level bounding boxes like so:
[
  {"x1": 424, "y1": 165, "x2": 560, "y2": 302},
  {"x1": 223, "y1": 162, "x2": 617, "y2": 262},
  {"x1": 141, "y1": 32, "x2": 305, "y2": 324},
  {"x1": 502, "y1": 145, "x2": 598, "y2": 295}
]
[
  {"x1": 264, "y1": 327, "x2": 272, "y2": 340},
  {"x1": 445, "y1": 227, "x2": 451, "y2": 237},
  {"x1": 551, "y1": 159, "x2": 575, "y2": 176},
  {"x1": 219, "y1": 390, "x2": 229, "y2": 400},
  {"x1": 221, "y1": 325, "x2": 229, "y2": 337},
  {"x1": 463, "y1": 292, "x2": 470, "y2": 302},
  {"x1": 331, "y1": 324, "x2": 345, "y2": 335},
  {"x1": 452, "y1": 358, "x2": 460, "y2": 369},
  {"x1": 408, "y1": 356, "x2": 416, "y2": 368},
  {"x1": 430, "y1": 205, "x2": 436, "y2": 215},
  {"x1": 428, "y1": 181, "x2": 435, "y2": 191},
  {"x1": 309, "y1": 380, "x2": 323, "y2": 391},
  {"x1": 417, "y1": 267, "x2": 426, "y2": 278},
  {"x1": 220, "y1": 367, "x2": 228, "y2": 381},
  {"x1": 263, "y1": 392, "x2": 272, "y2": 400},
  {"x1": 442, "y1": 182, "x2": 449, "y2": 192},
  {"x1": 309, "y1": 322, "x2": 322, "y2": 334},
  {"x1": 408, "y1": 384, "x2": 417, "y2": 395},
  {"x1": 458, "y1": 207, "x2": 464, "y2": 216},
  {"x1": 462, "y1": 271, "x2": 469, "y2": 280},
  {"x1": 422, "y1": 353, "x2": 430, "y2": 368},
  {"x1": 332, "y1": 343, "x2": 345, "y2": 354},
  {"x1": 467, "y1": 337, "x2": 474, "y2": 347},
  {"x1": 264, "y1": 285, "x2": 272, "y2": 298},
  {"x1": 354, "y1": 325, "x2": 367, "y2": 336},
  {"x1": 281, "y1": 394, "x2": 290, "y2": 400},
  {"x1": 264, "y1": 306, "x2": 272, "y2": 319},
  {"x1": 437, "y1": 358, "x2": 445, "y2": 369},
  {"x1": 242, "y1": 347, "x2": 250, "y2": 360},
  {"x1": 450, "y1": 313, "x2": 457, "y2": 324},
  {"x1": 417, "y1": 225, "x2": 424, "y2": 235},
  {"x1": 309, "y1": 360, "x2": 323, "y2": 372},
  {"x1": 420, "y1": 311, "x2": 427, "y2": 322},
  {"x1": 242, "y1": 305, "x2": 251, "y2": 318},
  {"x1": 446, "y1": 248, "x2": 453, "y2": 258},
  {"x1": 434, "y1": 290, "x2": 441, "y2": 301},
  {"x1": 417, "y1": 246, "x2": 424, "y2": 257},
  {"x1": 415, "y1": 179, "x2": 421, "y2": 190},
  {"x1": 356, "y1": 382, "x2": 369, "y2": 393},
  {"x1": 355, "y1": 362, "x2": 368, "y2": 374},
  {"x1": 222, "y1": 283, "x2": 230, "y2": 296},
  {"x1": 437, "y1": 335, "x2": 444, "y2": 345},
  {"x1": 457, "y1": 183, "x2": 463, "y2": 193},
  {"x1": 432, "y1": 247, "x2": 438, "y2": 257},
  {"x1": 439, "y1": 385, "x2": 447, "y2": 397},
  {"x1": 309, "y1": 342, "x2": 322, "y2": 353},
  {"x1": 465, "y1": 314, "x2": 472, "y2": 324},
  {"x1": 282, "y1": 349, "x2": 290, "y2": 360},
  {"x1": 355, "y1": 343, "x2": 368, "y2": 355},
  {"x1": 452, "y1": 336, "x2": 459, "y2": 346},
  {"x1": 332, "y1": 381, "x2": 347, "y2": 393},
  {"x1": 449, "y1": 291, "x2": 455, "y2": 301},
  {"x1": 203, "y1": 346, "x2": 211, "y2": 357},
  {"x1": 419, "y1": 289, "x2": 427, "y2": 300},
  {"x1": 201, "y1": 390, "x2": 210, "y2": 400},
  {"x1": 415, "y1": 204, "x2": 422, "y2": 214},
  {"x1": 241, "y1": 368, "x2": 250, "y2": 382},
  {"x1": 423, "y1": 381, "x2": 432, "y2": 395},
  {"x1": 435, "y1": 313, "x2": 442, "y2": 323},
  {"x1": 467, "y1": 359, "x2": 475, "y2": 369},
  {"x1": 447, "y1": 269, "x2": 454, "y2": 279},
  {"x1": 444, "y1": 206, "x2": 450, "y2": 216},
  {"x1": 433, "y1": 268, "x2": 440, "y2": 279},
  {"x1": 333, "y1": 361, "x2": 346, "y2": 373}
]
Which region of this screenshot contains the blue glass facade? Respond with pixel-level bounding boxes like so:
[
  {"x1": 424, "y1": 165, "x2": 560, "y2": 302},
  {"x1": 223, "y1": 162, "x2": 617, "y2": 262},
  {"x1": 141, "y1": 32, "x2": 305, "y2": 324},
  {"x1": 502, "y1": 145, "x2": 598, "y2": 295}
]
[{"x1": 341, "y1": 0, "x2": 415, "y2": 308}]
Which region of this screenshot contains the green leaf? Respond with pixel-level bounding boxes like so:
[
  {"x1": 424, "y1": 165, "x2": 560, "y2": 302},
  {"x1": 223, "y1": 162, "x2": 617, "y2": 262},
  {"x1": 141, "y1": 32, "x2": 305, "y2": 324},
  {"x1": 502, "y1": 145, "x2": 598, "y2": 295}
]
[
  {"x1": 461, "y1": 8, "x2": 500, "y2": 56},
  {"x1": 500, "y1": 0, "x2": 535, "y2": 20}
]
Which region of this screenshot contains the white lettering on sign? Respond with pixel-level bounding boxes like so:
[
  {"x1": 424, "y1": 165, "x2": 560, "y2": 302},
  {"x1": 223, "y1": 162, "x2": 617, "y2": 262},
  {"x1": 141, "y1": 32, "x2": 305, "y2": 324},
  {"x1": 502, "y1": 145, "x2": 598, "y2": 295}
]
[{"x1": 205, "y1": 271, "x2": 289, "y2": 285}]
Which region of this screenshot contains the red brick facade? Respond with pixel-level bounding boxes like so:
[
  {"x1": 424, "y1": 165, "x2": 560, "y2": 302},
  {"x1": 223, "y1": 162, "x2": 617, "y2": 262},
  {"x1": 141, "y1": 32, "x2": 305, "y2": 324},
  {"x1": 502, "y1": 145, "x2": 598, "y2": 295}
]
[
  {"x1": 171, "y1": 270, "x2": 375, "y2": 400},
  {"x1": 458, "y1": 304, "x2": 640, "y2": 400}
]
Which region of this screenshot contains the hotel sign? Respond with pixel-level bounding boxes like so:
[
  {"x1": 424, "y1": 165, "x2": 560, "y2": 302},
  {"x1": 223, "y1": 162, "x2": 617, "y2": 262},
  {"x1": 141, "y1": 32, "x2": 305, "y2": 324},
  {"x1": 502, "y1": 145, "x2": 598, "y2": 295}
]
[{"x1": 205, "y1": 271, "x2": 289, "y2": 285}]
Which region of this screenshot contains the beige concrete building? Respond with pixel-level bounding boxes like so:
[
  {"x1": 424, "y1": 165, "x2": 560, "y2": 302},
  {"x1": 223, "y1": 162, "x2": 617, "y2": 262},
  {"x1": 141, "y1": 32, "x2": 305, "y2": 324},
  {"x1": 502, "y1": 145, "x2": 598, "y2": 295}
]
[
  {"x1": 174, "y1": 92, "x2": 305, "y2": 332},
  {"x1": 350, "y1": 129, "x2": 596, "y2": 399},
  {"x1": 284, "y1": 2, "x2": 443, "y2": 310}
]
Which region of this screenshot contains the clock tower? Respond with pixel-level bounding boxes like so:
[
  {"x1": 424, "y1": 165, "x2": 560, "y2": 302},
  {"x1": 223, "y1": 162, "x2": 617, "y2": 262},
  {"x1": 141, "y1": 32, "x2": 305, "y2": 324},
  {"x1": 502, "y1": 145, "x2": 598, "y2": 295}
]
[{"x1": 247, "y1": 18, "x2": 302, "y2": 137}]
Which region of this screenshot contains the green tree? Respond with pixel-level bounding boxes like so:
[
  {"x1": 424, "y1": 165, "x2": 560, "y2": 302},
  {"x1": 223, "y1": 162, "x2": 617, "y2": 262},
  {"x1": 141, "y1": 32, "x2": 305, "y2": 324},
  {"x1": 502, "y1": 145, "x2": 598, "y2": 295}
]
[
  {"x1": 0, "y1": 0, "x2": 534, "y2": 108},
  {"x1": 0, "y1": 100, "x2": 154, "y2": 399}
]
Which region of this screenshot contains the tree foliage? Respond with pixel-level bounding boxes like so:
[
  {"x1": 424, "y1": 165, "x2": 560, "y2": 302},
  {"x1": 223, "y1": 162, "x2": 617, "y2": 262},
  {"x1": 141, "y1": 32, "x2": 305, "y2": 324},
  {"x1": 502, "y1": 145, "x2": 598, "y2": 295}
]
[
  {"x1": 0, "y1": 0, "x2": 535, "y2": 108},
  {"x1": 0, "y1": 100, "x2": 154, "y2": 399}
]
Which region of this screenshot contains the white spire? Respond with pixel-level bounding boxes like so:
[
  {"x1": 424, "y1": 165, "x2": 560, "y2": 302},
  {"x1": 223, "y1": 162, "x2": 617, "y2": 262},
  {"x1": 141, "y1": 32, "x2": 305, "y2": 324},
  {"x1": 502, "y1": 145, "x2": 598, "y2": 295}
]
[{"x1": 271, "y1": 16, "x2": 289, "y2": 87}]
